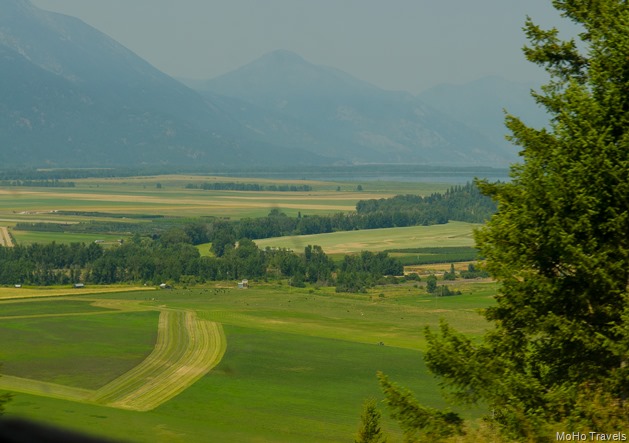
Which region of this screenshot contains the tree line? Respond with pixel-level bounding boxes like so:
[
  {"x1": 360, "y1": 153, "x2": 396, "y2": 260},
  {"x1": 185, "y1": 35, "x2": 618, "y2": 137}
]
[
  {"x1": 356, "y1": 182, "x2": 496, "y2": 224},
  {"x1": 185, "y1": 182, "x2": 312, "y2": 192},
  {"x1": 0, "y1": 180, "x2": 75, "y2": 187},
  {"x1": 0, "y1": 237, "x2": 401, "y2": 291}
]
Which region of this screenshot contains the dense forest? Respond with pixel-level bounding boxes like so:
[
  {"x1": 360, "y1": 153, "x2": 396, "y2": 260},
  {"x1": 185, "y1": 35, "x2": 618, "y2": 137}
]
[{"x1": 356, "y1": 182, "x2": 496, "y2": 224}]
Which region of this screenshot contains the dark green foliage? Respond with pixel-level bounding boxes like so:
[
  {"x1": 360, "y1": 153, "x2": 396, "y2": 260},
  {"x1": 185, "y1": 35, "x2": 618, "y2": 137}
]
[
  {"x1": 356, "y1": 182, "x2": 496, "y2": 224},
  {"x1": 442, "y1": 263, "x2": 456, "y2": 281},
  {"x1": 0, "y1": 393, "x2": 11, "y2": 416},
  {"x1": 404, "y1": 273, "x2": 421, "y2": 282},
  {"x1": 401, "y1": 1, "x2": 629, "y2": 440},
  {"x1": 385, "y1": 246, "x2": 481, "y2": 266},
  {"x1": 377, "y1": 372, "x2": 463, "y2": 442},
  {"x1": 303, "y1": 245, "x2": 335, "y2": 284},
  {"x1": 336, "y1": 251, "x2": 403, "y2": 293},
  {"x1": 433, "y1": 285, "x2": 461, "y2": 297},
  {"x1": 0, "y1": 237, "x2": 398, "y2": 289},
  {"x1": 425, "y1": 275, "x2": 437, "y2": 294},
  {"x1": 0, "y1": 179, "x2": 75, "y2": 187},
  {"x1": 0, "y1": 366, "x2": 12, "y2": 416},
  {"x1": 210, "y1": 222, "x2": 237, "y2": 257},
  {"x1": 459, "y1": 263, "x2": 490, "y2": 279},
  {"x1": 355, "y1": 398, "x2": 387, "y2": 443}
]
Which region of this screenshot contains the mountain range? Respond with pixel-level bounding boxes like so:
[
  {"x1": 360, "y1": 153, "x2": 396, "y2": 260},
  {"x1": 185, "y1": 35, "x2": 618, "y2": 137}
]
[{"x1": 0, "y1": 0, "x2": 544, "y2": 169}]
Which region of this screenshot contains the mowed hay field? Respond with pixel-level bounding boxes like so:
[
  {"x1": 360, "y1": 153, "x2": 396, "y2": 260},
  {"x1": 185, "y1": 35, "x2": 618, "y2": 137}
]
[
  {"x1": 0, "y1": 281, "x2": 497, "y2": 442},
  {"x1": 254, "y1": 221, "x2": 479, "y2": 254},
  {"x1": 0, "y1": 175, "x2": 449, "y2": 223},
  {"x1": 0, "y1": 175, "x2": 453, "y2": 246}
]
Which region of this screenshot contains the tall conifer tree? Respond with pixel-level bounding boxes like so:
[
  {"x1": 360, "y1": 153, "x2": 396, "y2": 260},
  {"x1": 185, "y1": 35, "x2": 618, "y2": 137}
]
[{"x1": 381, "y1": 1, "x2": 629, "y2": 440}]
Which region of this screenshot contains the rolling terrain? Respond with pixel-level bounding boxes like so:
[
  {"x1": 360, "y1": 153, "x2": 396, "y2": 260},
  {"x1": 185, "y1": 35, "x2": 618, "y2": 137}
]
[
  {"x1": 0, "y1": 0, "x2": 326, "y2": 168},
  {"x1": 0, "y1": 281, "x2": 496, "y2": 442},
  {"x1": 197, "y1": 50, "x2": 514, "y2": 166}
]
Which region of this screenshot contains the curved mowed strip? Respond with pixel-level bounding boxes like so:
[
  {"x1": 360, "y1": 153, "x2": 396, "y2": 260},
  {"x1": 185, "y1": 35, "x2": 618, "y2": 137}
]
[
  {"x1": 92, "y1": 310, "x2": 226, "y2": 411},
  {"x1": 0, "y1": 307, "x2": 226, "y2": 412}
]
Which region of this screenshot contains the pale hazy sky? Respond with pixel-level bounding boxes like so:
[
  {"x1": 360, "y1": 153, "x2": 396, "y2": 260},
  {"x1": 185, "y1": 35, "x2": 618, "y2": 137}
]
[{"x1": 29, "y1": 0, "x2": 576, "y2": 93}]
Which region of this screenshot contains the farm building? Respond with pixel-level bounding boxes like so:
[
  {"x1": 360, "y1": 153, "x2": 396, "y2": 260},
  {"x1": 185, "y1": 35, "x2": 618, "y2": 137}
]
[{"x1": 238, "y1": 279, "x2": 249, "y2": 289}]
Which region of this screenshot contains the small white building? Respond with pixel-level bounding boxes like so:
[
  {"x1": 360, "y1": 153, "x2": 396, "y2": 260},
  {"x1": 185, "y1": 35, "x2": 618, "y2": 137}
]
[{"x1": 238, "y1": 279, "x2": 249, "y2": 289}]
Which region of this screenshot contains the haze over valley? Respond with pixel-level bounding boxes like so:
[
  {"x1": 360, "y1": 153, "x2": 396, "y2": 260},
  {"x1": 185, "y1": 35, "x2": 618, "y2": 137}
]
[{"x1": 1, "y1": 0, "x2": 546, "y2": 169}]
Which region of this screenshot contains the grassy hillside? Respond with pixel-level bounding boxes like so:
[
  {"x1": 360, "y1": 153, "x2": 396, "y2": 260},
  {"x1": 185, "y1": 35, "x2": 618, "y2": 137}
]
[{"x1": 0, "y1": 281, "x2": 496, "y2": 442}]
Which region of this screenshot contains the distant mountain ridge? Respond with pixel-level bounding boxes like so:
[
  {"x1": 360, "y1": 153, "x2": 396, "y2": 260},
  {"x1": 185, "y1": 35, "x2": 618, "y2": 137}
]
[
  {"x1": 0, "y1": 0, "x2": 326, "y2": 167},
  {"x1": 1, "y1": 0, "x2": 531, "y2": 168},
  {"x1": 196, "y1": 50, "x2": 518, "y2": 166}
]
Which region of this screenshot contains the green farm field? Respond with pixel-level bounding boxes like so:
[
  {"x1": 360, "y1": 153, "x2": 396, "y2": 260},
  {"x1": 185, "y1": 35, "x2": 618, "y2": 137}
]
[
  {"x1": 0, "y1": 174, "x2": 462, "y2": 253},
  {"x1": 253, "y1": 221, "x2": 479, "y2": 254},
  {"x1": 0, "y1": 175, "x2": 450, "y2": 224},
  {"x1": 0, "y1": 281, "x2": 497, "y2": 442},
  {"x1": 10, "y1": 231, "x2": 129, "y2": 245}
]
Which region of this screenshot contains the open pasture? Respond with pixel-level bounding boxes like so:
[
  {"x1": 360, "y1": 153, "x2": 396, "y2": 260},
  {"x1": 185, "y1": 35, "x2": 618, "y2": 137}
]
[
  {"x1": 0, "y1": 174, "x2": 449, "y2": 225},
  {"x1": 254, "y1": 220, "x2": 478, "y2": 255},
  {"x1": 0, "y1": 311, "x2": 159, "y2": 389},
  {"x1": 0, "y1": 281, "x2": 496, "y2": 442}
]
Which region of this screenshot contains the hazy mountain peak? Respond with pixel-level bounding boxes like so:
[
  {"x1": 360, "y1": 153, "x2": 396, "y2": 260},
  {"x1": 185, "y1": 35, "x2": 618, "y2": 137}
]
[
  {"x1": 1, "y1": 0, "x2": 327, "y2": 168},
  {"x1": 260, "y1": 48, "x2": 307, "y2": 64},
  {"x1": 203, "y1": 49, "x2": 383, "y2": 105}
]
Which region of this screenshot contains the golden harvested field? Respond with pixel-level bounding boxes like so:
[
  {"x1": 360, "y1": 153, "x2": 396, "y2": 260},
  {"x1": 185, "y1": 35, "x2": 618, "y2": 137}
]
[
  {"x1": 0, "y1": 226, "x2": 12, "y2": 247},
  {"x1": 0, "y1": 175, "x2": 449, "y2": 222},
  {"x1": 255, "y1": 221, "x2": 478, "y2": 254}
]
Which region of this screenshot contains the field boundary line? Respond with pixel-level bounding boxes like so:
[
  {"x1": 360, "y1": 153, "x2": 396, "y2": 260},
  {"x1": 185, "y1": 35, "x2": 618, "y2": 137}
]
[
  {"x1": 0, "y1": 374, "x2": 93, "y2": 401},
  {"x1": 0, "y1": 287, "x2": 155, "y2": 302}
]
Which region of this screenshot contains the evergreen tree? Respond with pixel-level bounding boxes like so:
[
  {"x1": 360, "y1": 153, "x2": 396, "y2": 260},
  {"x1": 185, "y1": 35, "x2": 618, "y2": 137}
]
[
  {"x1": 382, "y1": 1, "x2": 629, "y2": 440},
  {"x1": 354, "y1": 398, "x2": 387, "y2": 443},
  {"x1": 425, "y1": 274, "x2": 437, "y2": 294}
]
